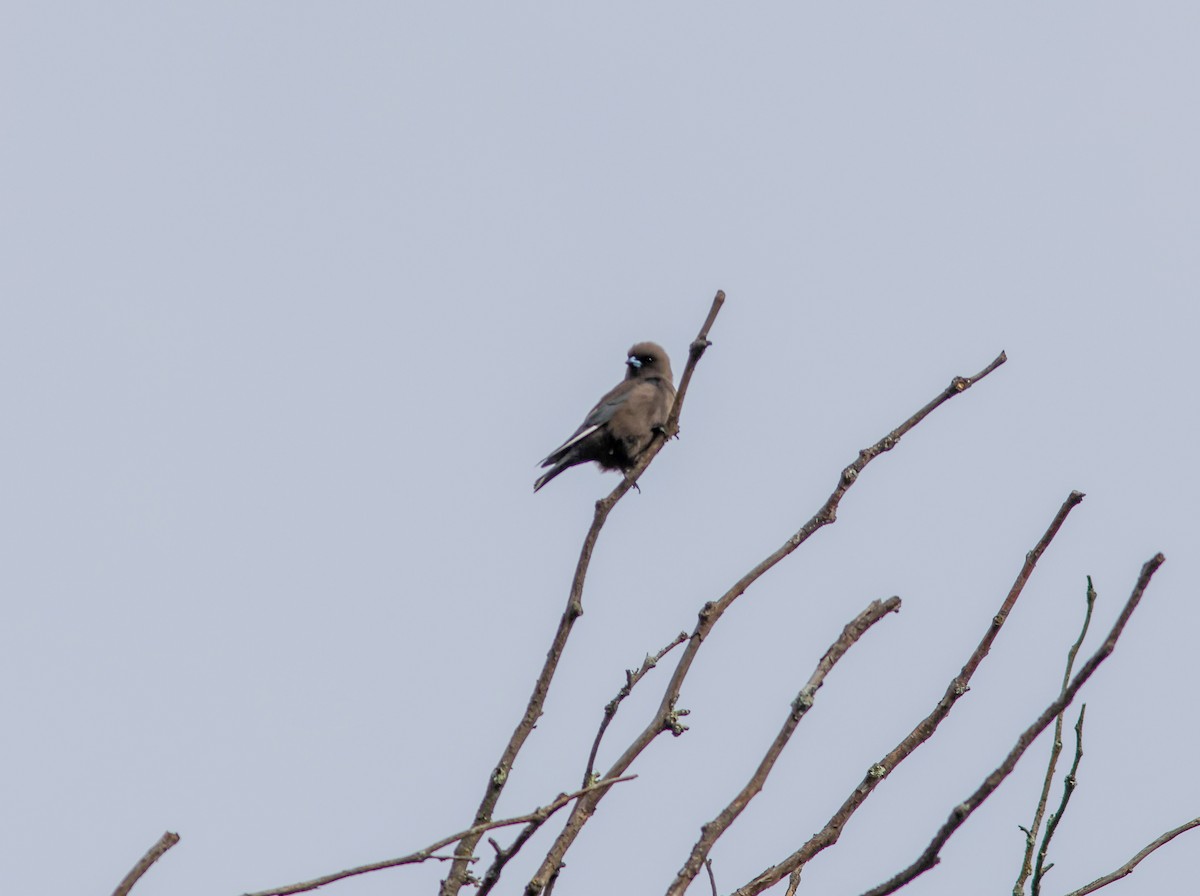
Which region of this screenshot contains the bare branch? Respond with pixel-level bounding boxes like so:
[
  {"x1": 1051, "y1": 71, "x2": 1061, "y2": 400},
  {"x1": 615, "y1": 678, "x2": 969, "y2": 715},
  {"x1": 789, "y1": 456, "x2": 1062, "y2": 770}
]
[
  {"x1": 440, "y1": 292, "x2": 724, "y2": 896},
  {"x1": 858, "y1": 553, "x2": 1166, "y2": 896},
  {"x1": 1031, "y1": 705, "x2": 1086, "y2": 895},
  {"x1": 111, "y1": 831, "x2": 179, "y2": 896},
  {"x1": 1015, "y1": 578, "x2": 1097, "y2": 896},
  {"x1": 246, "y1": 776, "x2": 634, "y2": 896},
  {"x1": 527, "y1": 350, "x2": 1009, "y2": 895},
  {"x1": 1061, "y1": 816, "x2": 1200, "y2": 896},
  {"x1": 730, "y1": 490, "x2": 1084, "y2": 896},
  {"x1": 704, "y1": 859, "x2": 718, "y2": 896},
  {"x1": 667, "y1": 597, "x2": 902, "y2": 895}
]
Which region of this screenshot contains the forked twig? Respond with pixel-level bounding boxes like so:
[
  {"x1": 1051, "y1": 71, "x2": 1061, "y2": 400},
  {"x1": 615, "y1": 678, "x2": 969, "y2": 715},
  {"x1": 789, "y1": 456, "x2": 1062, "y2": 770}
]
[
  {"x1": 1015, "y1": 577, "x2": 1096, "y2": 896},
  {"x1": 1031, "y1": 704, "x2": 1086, "y2": 894},
  {"x1": 586, "y1": 631, "x2": 690, "y2": 787}
]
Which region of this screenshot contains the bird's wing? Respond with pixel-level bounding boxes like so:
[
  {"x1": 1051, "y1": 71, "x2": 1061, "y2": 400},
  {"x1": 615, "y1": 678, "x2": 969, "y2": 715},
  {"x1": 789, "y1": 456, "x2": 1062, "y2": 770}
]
[{"x1": 538, "y1": 380, "x2": 637, "y2": 467}]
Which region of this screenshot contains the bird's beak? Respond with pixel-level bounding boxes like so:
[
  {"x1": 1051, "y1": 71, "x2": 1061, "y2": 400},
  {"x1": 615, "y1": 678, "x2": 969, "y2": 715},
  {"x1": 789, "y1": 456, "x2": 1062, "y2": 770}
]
[{"x1": 626, "y1": 357, "x2": 642, "y2": 369}]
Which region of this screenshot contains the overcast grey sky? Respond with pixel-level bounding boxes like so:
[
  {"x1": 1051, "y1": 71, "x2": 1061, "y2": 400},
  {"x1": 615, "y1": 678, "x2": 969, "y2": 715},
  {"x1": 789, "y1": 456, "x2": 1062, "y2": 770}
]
[{"x1": 3, "y1": 5, "x2": 1198, "y2": 896}]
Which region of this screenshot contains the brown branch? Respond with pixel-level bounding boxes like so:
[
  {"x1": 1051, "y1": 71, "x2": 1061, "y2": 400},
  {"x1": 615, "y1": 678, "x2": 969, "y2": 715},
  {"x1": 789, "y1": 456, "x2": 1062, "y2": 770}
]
[
  {"x1": 1015, "y1": 577, "x2": 1097, "y2": 896},
  {"x1": 476, "y1": 633, "x2": 688, "y2": 896},
  {"x1": 527, "y1": 350, "x2": 1009, "y2": 895},
  {"x1": 1031, "y1": 705, "x2": 1086, "y2": 894},
  {"x1": 730, "y1": 489, "x2": 1086, "y2": 896},
  {"x1": 858, "y1": 553, "x2": 1166, "y2": 896},
  {"x1": 439, "y1": 291, "x2": 723, "y2": 896},
  {"x1": 111, "y1": 831, "x2": 180, "y2": 896},
  {"x1": 667, "y1": 597, "x2": 902, "y2": 896},
  {"x1": 704, "y1": 859, "x2": 718, "y2": 896},
  {"x1": 1061, "y1": 816, "x2": 1200, "y2": 896},
  {"x1": 245, "y1": 776, "x2": 634, "y2": 896}
]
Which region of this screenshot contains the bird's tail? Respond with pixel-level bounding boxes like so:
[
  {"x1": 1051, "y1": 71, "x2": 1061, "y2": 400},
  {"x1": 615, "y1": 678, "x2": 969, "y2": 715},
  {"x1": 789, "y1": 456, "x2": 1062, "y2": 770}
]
[{"x1": 533, "y1": 463, "x2": 570, "y2": 493}]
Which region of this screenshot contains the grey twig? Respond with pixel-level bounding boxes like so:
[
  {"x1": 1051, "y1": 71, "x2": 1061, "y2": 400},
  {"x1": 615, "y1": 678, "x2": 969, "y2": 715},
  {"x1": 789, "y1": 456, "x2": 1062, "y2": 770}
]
[
  {"x1": 111, "y1": 831, "x2": 180, "y2": 896},
  {"x1": 667, "y1": 597, "x2": 902, "y2": 896},
  {"x1": 244, "y1": 776, "x2": 634, "y2": 896},
  {"x1": 1015, "y1": 577, "x2": 1097, "y2": 896},
  {"x1": 857, "y1": 553, "x2": 1166, "y2": 896},
  {"x1": 440, "y1": 291, "x2": 723, "y2": 896},
  {"x1": 730, "y1": 490, "x2": 1084, "y2": 896},
  {"x1": 1032, "y1": 705, "x2": 1086, "y2": 895},
  {"x1": 527, "y1": 350, "x2": 1009, "y2": 896},
  {"x1": 1060, "y1": 816, "x2": 1200, "y2": 896}
]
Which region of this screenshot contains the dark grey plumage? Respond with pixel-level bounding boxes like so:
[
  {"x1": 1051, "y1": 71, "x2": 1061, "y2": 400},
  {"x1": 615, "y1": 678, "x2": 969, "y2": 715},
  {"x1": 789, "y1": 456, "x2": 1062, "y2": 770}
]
[{"x1": 534, "y1": 342, "x2": 675, "y2": 492}]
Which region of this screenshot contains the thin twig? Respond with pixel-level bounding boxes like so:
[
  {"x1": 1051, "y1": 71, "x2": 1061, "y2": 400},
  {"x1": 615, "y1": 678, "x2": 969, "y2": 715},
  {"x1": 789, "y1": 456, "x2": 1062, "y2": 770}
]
[
  {"x1": 784, "y1": 868, "x2": 803, "y2": 896},
  {"x1": 1060, "y1": 816, "x2": 1200, "y2": 896},
  {"x1": 1032, "y1": 705, "x2": 1086, "y2": 894},
  {"x1": 729, "y1": 490, "x2": 1083, "y2": 896},
  {"x1": 111, "y1": 831, "x2": 180, "y2": 896},
  {"x1": 586, "y1": 632, "x2": 690, "y2": 787},
  {"x1": 1015, "y1": 577, "x2": 1097, "y2": 896},
  {"x1": 440, "y1": 292, "x2": 723, "y2": 896},
  {"x1": 667, "y1": 597, "x2": 902, "y2": 895},
  {"x1": 858, "y1": 553, "x2": 1166, "y2": 896},
  {"x1": 477, "y1": 633, "x2": 688, "y2": 896},
  {"x1": 245, "y1": 776, "x2": 634, "y2": 896},
  {"x1": 704, "y1": 859, "x2": 718, "y2": 896},
  {"x1": 527, "y1": 351, "x2": 1009, "y2": 896},
  {"x1": 477, "y1": 822, "x2": 540, "y2": 896}
]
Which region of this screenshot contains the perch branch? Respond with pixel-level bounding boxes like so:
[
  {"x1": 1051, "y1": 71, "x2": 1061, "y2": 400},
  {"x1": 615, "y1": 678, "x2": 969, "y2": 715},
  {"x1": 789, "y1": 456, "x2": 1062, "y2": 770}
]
[
  {"x1": 730, "y1": 490, "x2": 1086, "y2": 895},
  {"x1": 527, "y1": 350, "x2": 1008, "y2": 895},
  {"x1": 440, "y1": 291, "x2": 723, "y2": 896},
  {"x1": 858, "y1": 553, "x2": 1166, "y2": 896},
  {"x1": 667, "y1": 597, "x2": 901, "y2": 896},
  {"x1": 111, "y1": 831, "x2": 179, "y2": 896}
]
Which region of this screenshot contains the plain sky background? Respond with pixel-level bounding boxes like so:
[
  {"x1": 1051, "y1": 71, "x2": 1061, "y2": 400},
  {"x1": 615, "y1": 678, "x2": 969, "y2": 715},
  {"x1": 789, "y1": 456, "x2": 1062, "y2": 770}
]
[{"x1": 2, "y1": 5, "x2": 1197, "y2": 896}]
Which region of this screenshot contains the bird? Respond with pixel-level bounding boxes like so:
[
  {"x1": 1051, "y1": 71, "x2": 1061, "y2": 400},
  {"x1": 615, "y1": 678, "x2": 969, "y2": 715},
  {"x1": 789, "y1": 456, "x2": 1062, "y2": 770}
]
[{"x1": 534, "y1": 342, "x2": 676, "y2": 492}]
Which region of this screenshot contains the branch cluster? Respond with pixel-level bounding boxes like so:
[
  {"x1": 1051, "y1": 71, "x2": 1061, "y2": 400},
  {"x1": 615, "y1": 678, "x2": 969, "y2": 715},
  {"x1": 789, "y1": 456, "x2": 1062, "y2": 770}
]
[{"x1": 110, "y1": 296, "x2": 1189, "y2": 896}]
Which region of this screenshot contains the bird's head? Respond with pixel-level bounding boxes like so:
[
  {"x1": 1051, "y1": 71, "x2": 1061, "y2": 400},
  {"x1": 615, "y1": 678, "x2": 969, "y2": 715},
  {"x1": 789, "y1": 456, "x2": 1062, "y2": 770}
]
[{"x1": 625, "y1": 342, "x2": 673, "y2": 382}]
